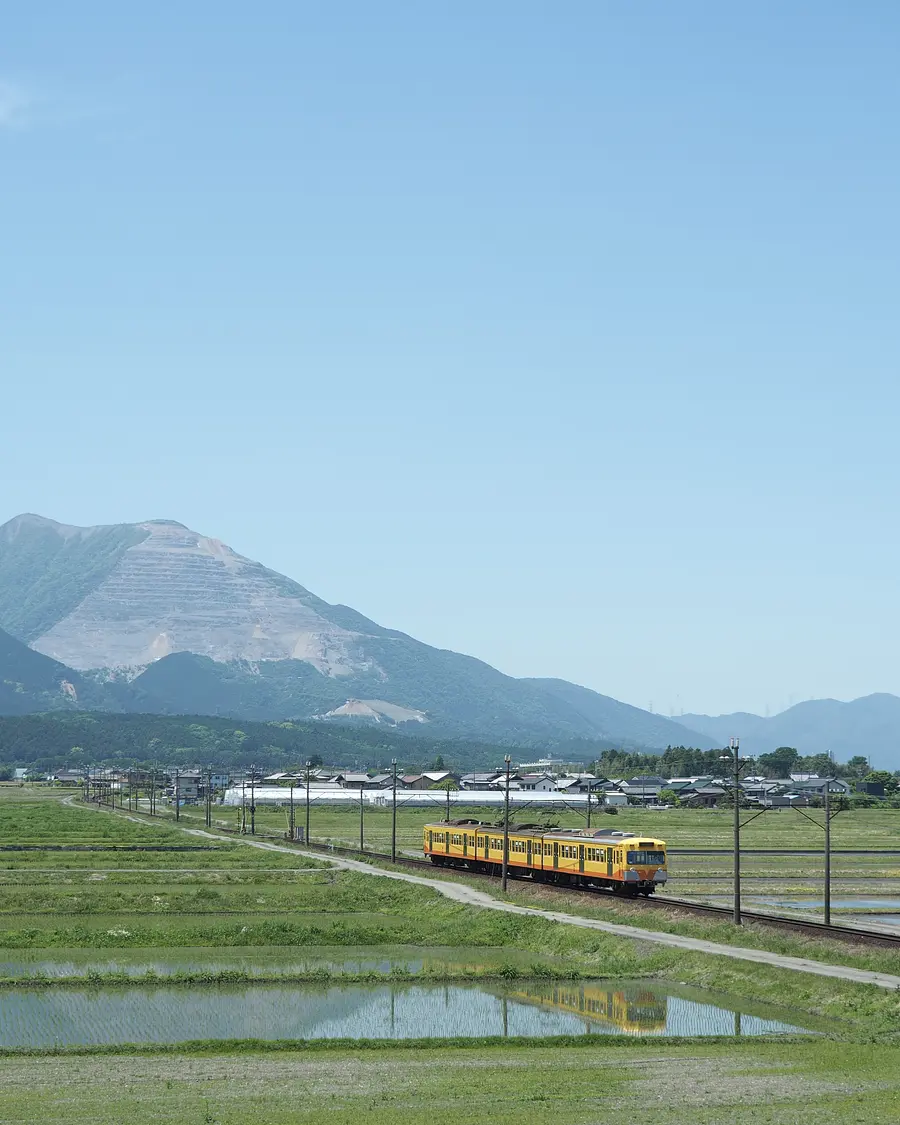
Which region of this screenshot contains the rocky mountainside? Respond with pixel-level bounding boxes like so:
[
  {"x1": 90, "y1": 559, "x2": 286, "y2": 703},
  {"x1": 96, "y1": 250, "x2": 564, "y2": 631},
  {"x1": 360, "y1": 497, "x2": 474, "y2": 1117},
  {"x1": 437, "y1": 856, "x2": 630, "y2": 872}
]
[
  {"x1": 681, "y1": 694, "x2": 900, "y2": 769},
  {"x1": 0, "y1": 513, "x2": 714, "y2": 748}
]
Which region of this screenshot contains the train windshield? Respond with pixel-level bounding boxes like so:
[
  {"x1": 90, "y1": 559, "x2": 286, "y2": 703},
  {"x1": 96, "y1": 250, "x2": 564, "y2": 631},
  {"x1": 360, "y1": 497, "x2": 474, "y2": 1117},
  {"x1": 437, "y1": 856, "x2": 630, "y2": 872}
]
[{"x1": 627, "y1": 850, "x2": 665, "y2": 865}]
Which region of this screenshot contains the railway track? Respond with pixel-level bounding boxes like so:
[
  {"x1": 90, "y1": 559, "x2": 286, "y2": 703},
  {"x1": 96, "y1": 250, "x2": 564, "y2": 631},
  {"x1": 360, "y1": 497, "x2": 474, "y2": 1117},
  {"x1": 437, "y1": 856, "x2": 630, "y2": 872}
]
[
  {"x1": 123, "y1": 810, "x2": 900, "y2": 951},
  {"x1": 293, "y1": 837, "x2": 900, "y2": 950}
]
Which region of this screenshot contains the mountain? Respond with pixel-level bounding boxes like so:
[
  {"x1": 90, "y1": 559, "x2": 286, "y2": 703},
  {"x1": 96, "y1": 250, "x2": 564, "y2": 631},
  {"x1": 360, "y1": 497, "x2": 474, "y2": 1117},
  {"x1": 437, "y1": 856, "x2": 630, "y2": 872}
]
[
  {"x1": 681, "y1": 694, "x2": 900, "y2": 770},
  {"x1": 0, "y1": 625, "x2": 118, "y2": 715},
  {"x1": 523, "y1": 678, "x2": 713, "y2": 750},
  {"x1": 0, "y1": 513, "x2": 713, "y2": 749}
]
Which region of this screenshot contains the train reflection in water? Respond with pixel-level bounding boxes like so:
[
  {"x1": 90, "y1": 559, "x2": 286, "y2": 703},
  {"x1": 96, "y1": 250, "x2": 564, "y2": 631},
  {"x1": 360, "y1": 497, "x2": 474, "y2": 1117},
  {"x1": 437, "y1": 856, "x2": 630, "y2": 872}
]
[{"x1": 502, "y1": 983, "x2": 667, "y2": 1034}]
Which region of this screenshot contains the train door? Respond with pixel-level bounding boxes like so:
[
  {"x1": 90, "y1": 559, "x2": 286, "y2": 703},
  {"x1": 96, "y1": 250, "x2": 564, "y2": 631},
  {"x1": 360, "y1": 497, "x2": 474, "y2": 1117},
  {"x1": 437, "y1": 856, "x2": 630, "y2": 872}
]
[
  {"x1": 526, "y1": 839, "x2": 532, "y2": 866},
  {"x1": 445, "y1": 832, "x2": 450, "y2": 855},
  {"x1": 463, "y1": 833, "x2": 468, "y2": 858},
  {"x1": 578, "y1": 845, "x2": 585, "y2": 874},
  {"x1": 606, "y1": 849, "x2": 613, "y2": 878},
  {"x1": 427, "y1": 830, "x2": 432, "y2": 851},
  {"x1": 553, "y1": 842, "x2": 559, "y2": 869}
]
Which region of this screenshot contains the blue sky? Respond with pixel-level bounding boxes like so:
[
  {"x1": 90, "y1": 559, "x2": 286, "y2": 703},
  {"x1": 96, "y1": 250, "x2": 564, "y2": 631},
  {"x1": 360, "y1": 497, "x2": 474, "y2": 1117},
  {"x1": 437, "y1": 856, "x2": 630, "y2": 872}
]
[{"x1": 3, "y1": 3, "x2": 899, "y2": 718}]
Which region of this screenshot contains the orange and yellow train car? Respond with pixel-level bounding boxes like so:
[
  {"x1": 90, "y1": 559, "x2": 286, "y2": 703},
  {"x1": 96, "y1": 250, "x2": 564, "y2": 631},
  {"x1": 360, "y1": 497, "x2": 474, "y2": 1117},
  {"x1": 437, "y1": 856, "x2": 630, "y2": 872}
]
[{"x1": 423, "y1": 820, "x2": 667, "y2": 895}]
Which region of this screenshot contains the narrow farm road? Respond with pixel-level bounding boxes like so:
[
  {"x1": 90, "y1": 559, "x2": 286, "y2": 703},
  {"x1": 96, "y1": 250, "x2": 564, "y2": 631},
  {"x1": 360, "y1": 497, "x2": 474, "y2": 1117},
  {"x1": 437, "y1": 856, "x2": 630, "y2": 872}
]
[{"x1": 134, "y1": 810, "x2": 900, "y2": 992}]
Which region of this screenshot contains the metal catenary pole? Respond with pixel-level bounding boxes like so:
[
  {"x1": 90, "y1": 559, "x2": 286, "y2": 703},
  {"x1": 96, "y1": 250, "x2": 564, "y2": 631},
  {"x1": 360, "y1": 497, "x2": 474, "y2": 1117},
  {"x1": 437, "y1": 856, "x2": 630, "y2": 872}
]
[
  {"x1": 824, "y1": 777, "x2": 831, "y2": 926},
  {"x1": 305, "y1": 760, "x2": 311, "y2": 845},
  {"x1": 289, "y1": 776, "x2": 295, "y2": 841},
  {"x1": 359, "y1": 783, "x2": 365, "y2": 852},
  {"x1": 789, "y1": 766, "x2": 841, "y2": 926},
  {"x1": 175, "y1": 768, "x2": 180, "y2": 822},
  {"x1": 719, "y1": 738, "x2": 742, "y2": 924},
  {"x1": 391, "y1": 758, "x2": 398, "y2": 863},
  {"x1": 731, "y1": 737, "x2": 740, "y2": 925},
  {"x1": 250, "y1": 764, "x2": 256, "y2": 835},
  {"x1": 501, "y1": 754, "x2": 511, "y2": 892}
]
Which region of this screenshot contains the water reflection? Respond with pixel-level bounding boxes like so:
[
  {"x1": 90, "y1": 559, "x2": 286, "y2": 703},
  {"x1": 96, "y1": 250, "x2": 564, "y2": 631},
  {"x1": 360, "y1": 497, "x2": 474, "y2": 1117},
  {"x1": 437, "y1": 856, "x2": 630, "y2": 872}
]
[
  {"x1": 0, "y1": 980, "x2": 808, "y2": 1048},
  {"x1": 500, "y1": 982, "x2": 803, "y2": 1037}
]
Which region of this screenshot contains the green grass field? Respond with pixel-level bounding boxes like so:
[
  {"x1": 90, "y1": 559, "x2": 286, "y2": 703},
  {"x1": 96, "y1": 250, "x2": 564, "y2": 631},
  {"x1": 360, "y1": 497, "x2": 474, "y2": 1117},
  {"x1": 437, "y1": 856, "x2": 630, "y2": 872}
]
[
  {"x1": 0, "y1": 791, "x2": 897, "y2": 1124},
  {"x1": 1, "y1": 1041, "x2": 898, "y2": 1125}
]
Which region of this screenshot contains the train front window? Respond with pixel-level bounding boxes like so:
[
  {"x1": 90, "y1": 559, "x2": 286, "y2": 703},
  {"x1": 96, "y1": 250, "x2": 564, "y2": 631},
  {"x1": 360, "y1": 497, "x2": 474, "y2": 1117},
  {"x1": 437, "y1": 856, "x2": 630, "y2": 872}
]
[{"x1": 627, "y1": 850, "x2": 665, "y2": 865}]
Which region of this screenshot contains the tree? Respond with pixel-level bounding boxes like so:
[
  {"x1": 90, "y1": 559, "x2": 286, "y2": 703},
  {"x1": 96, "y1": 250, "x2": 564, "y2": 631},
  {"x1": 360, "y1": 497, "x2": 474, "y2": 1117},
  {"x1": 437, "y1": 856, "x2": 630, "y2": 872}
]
[
  {"x1": 430, "y1": 755, "x2": 446, "y2": 771},
  {"x1": 429, "y1": 778, "x2": 459, "y2": 791},
  {"x1": 657, "y1": 788, "x2": 680, "y2": 807},
  {"x1": 846, "y1": 756, "x2": 871, "y2": 779},
  {"x1": 863, "y1": 770, "x2": 898, "y2": 796},
  {"x1": 757, "y1": 747, "x2": 800, "y2": 778}
]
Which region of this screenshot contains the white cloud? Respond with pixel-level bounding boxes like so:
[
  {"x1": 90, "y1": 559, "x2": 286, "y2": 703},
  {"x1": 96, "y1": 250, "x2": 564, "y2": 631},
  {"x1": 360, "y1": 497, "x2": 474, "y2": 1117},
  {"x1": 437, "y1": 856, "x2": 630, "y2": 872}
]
[{"x1": 0, "y1": 81, "x2": 32, "y2": 130}]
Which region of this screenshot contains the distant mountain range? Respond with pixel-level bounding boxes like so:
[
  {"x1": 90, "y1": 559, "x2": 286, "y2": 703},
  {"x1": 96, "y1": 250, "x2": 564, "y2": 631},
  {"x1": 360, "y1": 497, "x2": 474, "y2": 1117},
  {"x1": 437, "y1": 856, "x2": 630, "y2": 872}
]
[
  {"x1": 0, "y1": 514, "x2": 713, "y2": 750},
  {"x1": 682, "y1": 695, "x2": 900, "y2": 769},
  {"x1": 2, "y1": 513, "x2": 897, "y2": 766}
]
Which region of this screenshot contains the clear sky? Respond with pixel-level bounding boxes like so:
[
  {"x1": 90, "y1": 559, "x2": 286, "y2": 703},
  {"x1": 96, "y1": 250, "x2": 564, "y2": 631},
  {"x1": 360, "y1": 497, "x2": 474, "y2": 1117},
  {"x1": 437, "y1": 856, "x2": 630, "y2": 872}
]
[{"x1": 3, "y1": 3, "x2": 899, "y2": 718}]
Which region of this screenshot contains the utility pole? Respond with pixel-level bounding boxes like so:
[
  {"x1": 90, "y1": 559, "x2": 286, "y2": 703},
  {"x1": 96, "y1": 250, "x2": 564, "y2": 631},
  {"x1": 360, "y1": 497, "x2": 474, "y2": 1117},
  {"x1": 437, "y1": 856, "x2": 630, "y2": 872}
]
[
  {"x1": 305, "y1": 760, "x2": 312, "y2": 845},
  {"x1": 445, "y1": 785, "x2": 450, "y2": 823},
  {"x1": 720, "y1": 737, "x2": 746, "y2": 925},
  {"x1": 241, "y1": 775, "x2": 247, "y2": 834},
  {"x1": 586, "y1": 785, "x2": 592, "y2": 830},
  {"x1": 501, "y1": 754, "x2": 512, "y2": 893},
  {"x1": 289, "y1": 775, "x2": 295, "y2": 841},
  {"x1": 391, "y1": 758, "x2": 398, "y2": 864},
  {"x1": 824, "y1": 778, "x2": 832, "y2": 926},
  {"x1": 250, "y1": 764, "x2": 256, "y2": 835},
  {"x1": 175, "y1": 768, "x2": 180, "y2": 822},
  {"x1": 731, "y1": 737, "x2": 739, "y2": 924},
  {"x1": 359, "y1": 784, "x2": 365, "y2": 853},
  {"x1": 205, "y1": 766, "x2": 212, "y2": 828}
]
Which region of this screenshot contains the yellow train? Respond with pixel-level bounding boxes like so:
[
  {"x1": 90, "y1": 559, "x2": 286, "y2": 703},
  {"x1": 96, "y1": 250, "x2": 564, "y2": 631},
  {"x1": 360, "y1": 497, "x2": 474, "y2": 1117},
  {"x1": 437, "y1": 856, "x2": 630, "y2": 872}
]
[{"x1": 423, "y1": 820, "x2": 667, "y2": 895}]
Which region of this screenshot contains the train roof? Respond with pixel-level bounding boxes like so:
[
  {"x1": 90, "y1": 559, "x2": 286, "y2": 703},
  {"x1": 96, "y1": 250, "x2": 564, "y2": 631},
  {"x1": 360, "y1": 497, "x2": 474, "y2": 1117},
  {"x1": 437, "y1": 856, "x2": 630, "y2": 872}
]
[{"x1": 424, "y1": 821, "x2": 664, "y2": 842}]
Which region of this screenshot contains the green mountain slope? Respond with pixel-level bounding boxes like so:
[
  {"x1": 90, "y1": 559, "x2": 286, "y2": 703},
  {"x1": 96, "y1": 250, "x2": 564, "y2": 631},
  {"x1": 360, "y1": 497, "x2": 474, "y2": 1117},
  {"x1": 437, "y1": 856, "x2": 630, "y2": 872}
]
[
  {"x1": 0, "y1": 712, "x2": 620, "y2": 773},
  {"x1": 0, "y1": 515, "x2": 147, "y2": 642},
  {"x1": 0, "y1": 627, "x2": 118, "y2": 715},
  {"x1": 523, "y1": 677, "x2": 714, "y2": 750},
  {"x1": 126, "y1": 646, "x2": 654, "y2": 745}
]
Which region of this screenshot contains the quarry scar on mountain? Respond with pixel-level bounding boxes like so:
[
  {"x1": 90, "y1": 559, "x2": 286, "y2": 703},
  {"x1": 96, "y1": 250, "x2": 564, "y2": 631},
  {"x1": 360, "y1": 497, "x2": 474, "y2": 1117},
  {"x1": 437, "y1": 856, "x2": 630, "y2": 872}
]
[{"x1": 23, "y1": 520, "x2": 374, "y2": 677}]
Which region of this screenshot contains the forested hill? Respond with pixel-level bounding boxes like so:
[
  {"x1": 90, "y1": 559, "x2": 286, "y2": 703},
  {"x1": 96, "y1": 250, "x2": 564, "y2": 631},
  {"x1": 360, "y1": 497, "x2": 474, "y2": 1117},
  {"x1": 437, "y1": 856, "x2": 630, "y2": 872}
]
[{"x1": 0, "y1": 713, "x2": 621, "y2": 774}]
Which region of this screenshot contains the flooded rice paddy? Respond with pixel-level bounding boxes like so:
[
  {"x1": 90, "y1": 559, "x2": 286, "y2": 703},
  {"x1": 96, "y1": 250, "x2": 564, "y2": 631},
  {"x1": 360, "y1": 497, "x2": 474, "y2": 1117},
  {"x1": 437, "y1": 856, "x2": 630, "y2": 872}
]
[
  {"x1": 0, "y1": 944, "x2": 561, "y2": 980},
  {"x1": 0, "y1": 979, "x2": 810, "y2": 1047}
]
